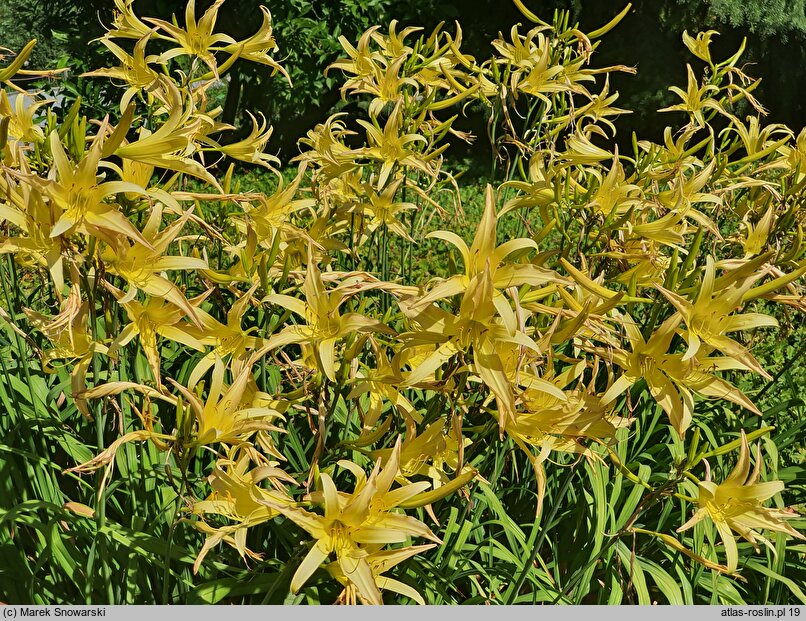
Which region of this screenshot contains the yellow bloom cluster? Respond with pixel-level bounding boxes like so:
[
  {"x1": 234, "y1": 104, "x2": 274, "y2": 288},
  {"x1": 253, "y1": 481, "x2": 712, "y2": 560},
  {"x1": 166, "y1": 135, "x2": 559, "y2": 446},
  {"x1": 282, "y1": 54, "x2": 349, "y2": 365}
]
[{"x1": 1, "y1": 0, "x2": 804, "y2": 603}]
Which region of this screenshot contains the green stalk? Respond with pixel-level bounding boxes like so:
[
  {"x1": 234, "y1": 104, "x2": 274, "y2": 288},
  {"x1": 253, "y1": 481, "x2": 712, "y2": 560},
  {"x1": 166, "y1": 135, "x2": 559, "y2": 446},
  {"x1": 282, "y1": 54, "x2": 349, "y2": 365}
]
[
  {"x1": 381, "y1": 222, "x2": 390, "y2": 314},
  {"x1": 79, "y1": 262, "x2": 114, "y2": 603},
  {"x1": 400, "y1": 176, "x2": 408, "y2": 284},
  {"x1": 0, "y1": 258, "x2": 62, "y2": 504},
  {"x1": 2, "y1": 257, "x2": 41, "y2": 420},
  {"x1": 161, "y1": 455, "x2": 189, "y2": 604},
  {"x1": 505, "y1": 464, "x2": 576, "y2": 603}
]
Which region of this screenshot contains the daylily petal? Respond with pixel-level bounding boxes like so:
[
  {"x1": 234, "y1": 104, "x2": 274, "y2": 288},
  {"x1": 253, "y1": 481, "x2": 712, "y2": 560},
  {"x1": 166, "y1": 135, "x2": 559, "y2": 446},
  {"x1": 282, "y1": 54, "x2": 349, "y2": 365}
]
[{"x1": 291, "y1": 541, "x2": 331, "y2": 594}]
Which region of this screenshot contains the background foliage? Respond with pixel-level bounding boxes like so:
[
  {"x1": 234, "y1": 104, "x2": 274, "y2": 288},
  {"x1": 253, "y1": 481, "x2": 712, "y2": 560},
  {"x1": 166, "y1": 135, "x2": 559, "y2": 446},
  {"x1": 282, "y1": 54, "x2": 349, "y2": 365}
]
[{"x1": 2, "y1": 0, "x2": 806, "y2": 156}]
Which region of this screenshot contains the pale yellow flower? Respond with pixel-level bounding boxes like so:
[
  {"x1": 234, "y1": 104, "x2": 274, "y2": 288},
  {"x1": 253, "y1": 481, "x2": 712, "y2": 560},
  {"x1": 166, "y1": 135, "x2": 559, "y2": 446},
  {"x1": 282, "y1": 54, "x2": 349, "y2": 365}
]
[{"x1": 678, "y1": 431, "x2": 805, "y2": 571}]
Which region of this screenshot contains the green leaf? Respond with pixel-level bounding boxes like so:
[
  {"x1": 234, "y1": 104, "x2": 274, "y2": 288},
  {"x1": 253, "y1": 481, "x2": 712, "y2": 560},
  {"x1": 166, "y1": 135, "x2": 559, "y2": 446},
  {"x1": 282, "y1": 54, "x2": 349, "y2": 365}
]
[
  {"x1": 638, "y1": 557, "x2": 684, "y2": 604},
  {"x1": 745, "y1": 560, "x2": 806, "y2": 604}
]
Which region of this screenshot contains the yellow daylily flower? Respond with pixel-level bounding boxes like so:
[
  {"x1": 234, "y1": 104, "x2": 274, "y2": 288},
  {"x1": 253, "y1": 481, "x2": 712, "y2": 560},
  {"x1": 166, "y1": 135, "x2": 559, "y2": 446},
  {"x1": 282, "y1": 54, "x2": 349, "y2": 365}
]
[
  {"x1": 295, "y1": 114, "x2": 360, "y2": 180},
  {"x1": 24, "y1": 284, "x2": 108, "y2": 419},
  {"x1": 505, "y1": 359, "x2": 630, "y2": 514},
  {"x1": 101, "y1": 206, "x2": 207, "y2": 326},
  {"x1": 738, "y1": 206, "x2": 774, "y2": 258},
  {"x1": 682, "y1": 30, "x2": 720, "y2": 65},
  {"x1": 369, "y1": 419, "x2": 471, "y2": 489},
  {"x1": 0, "y1": 175, "x2": 67, "y2": 292},
  {"x1": 106, "y1": 0, "x2": 155, "y2": 40},
  {"x1": 653, "y1": 161, "x2": 721, "y2": 234},
  {"x1": 416, "y1": 184, "x2": 558, "y2": 309},
  {"x1": 328, "y1": 27, "x2": 384, "y2": 93},
  {"x1": 258, "y1": 440, "x2": 440, "y2": 605},
  {"x1": 326, "y1": 544, "x2": 436, "y2": 605},
  {"x1": 347, "y1": 338, "x2": 419, "y2": 439},
  {"x1": 585, "y1": 155, "x2": 641, "y2": 218},
  {"x1": 83, "y1": 32, "x2": 163, "y2": 111},
  {"x1": 677, "y1": 431, "x2": 805, "y2": 571},
  {"x1": 357, "y1": 103, "x2": 443, "y2": 188},
  {"x1": 599, "y1": 312, "x2": 762, "y2": 435},
  {"x1": 145, "y1": 0, "x2": 235, "y2": 77},
  {"x1": 518, "y1": 47, "x2": 590, "y2": 106},
  {"x1": 366, "y1": 59, "x2": 420, "y2": 118},
  {"x1": 568, "y1": 75, "x2": 631, "y2": 136},
  {"x1": 369, "y1": 20, "x2": 422, "y2": 59},
  {"x1": 659, "y1": 64, "x2": 726, "y2": 127},
  {"x1": 191, "y1": 448, "x2": 296, "y2": 572},
  {"x1": 261, "y1": 249, "x2": 394, "y2": 381},
  {"x1": 114, "y1": 78, "x2": 220, "y2": 189},
  {"x1": 657, "y1": 257, "x2": 777, "y2": 376},
  {"x1": 0, "y1": 89, "x2": 49, "y2": 144},
  {"x1": 106, "y1": 283, "x2": 207, "y2": 388},
  {"x1": 400, "y1": 265, "x2": 542, "y2": 428},
  {"x1": 169, "y1": 357, "x2": 286, "y2": 449},
  {"x1": 220, "y1": 6, "x2": 288, "y2": 80},
  {"x1": 213, "y1": 111, "x2": 279, "y2": 170},
  {"x1": 186, "y1": 284, "x2": 264, "y2": 387},
  {"x1": 491, "y1": 25, "x2": 553, "y2": 72},
  {"x1": 353, "y1": 177, "x2": 417, "y2": 243},
  {"x1": 70, "y1": 357, "x2": 285, "y2": 471},
  {"x1": 234, "y1": 167, "x2": 315, "y2": 249},
  {"x1": 34, "y1": 129, "x2": 148, "y2": 244}
]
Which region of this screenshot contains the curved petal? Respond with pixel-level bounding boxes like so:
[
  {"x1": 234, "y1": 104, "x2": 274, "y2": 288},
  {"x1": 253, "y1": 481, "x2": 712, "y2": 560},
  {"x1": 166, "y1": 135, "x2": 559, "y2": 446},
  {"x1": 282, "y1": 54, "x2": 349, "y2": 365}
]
[
  {"x1": 264, "y1": 293, "x2": 307, "y2": 317},
  {"x1": 425, "y1": 230, "x2": 470, "y2": 270},
  {"x1": 491, "y1": 238, "x2": 537, "y2": 265},
  {"x1": 715, "y1": 520, "x2": 739, "y2": 572},
  {"x1": 320, "y1": 473, "x2": 341, "y2": 520},
  {"x1": 338, "y1": 554, "x2": 381, "y2": 606},
  {"x1": 411, "y1": 275, "x2": 467, "y2": 308},
  {"x1": 375, "y1": 576, "x2": 426, "y2": 605},
  {"x1": 317, "y1": 337, "x2": 338, "y2": 381},
  {"x1": 291, "y1": 541, "x2": 331, "y2": 594}
]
